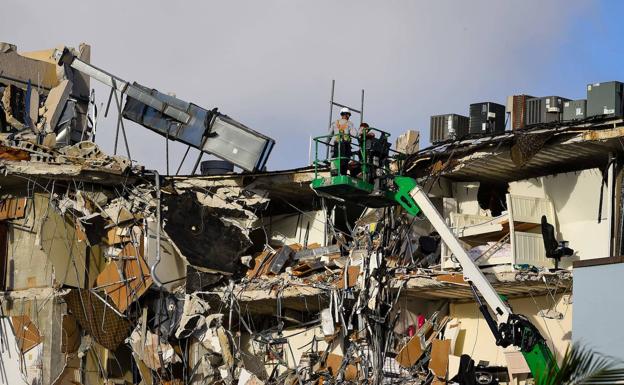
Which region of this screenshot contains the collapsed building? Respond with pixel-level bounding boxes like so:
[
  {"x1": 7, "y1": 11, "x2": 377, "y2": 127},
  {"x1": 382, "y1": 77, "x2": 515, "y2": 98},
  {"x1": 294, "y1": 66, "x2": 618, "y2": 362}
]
[{"x1": 0, "y1": 42, "x2": 621, "y2": 385}]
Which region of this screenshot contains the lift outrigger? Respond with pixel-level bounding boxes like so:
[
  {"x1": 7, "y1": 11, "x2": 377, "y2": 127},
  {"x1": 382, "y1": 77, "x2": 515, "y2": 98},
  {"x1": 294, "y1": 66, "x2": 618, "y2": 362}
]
[{"x1": 311, "y1": 130, "x2": 558, "y2": 381}]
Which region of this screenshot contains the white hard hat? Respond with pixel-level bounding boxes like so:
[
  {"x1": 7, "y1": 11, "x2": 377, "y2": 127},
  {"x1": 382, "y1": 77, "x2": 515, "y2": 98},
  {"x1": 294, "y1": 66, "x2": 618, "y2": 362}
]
[{"x1": 340, "y1": 107, "x2": 351, "y2": 115}]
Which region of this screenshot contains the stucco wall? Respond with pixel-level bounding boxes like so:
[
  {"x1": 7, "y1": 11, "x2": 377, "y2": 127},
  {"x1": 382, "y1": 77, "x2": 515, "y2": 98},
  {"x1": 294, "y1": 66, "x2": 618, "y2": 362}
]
[
  {"x1": 508, "y1": 168, "x2": 610, "y2": 263},
  {"x1": 450, "y1": 294, "x2": 572, "y2": 366},
  {"x1": 573, "y1": 262, "x2": 624, "y2": 360}
]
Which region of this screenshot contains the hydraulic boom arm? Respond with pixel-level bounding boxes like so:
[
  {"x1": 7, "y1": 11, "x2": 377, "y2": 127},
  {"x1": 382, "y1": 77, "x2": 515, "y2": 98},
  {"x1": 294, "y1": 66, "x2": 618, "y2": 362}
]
[{"x1": 392, "y1": 176, "x2": 558, "y2": 380}]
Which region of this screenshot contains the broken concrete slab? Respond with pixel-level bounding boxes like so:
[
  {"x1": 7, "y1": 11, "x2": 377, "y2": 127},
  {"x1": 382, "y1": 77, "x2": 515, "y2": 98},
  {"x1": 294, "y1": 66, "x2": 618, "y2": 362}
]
[
  {"x1": 0, "y1": 43, "x2": 60, "y2": 90},
  {"x1": 238, "y1": 368, "x2": 264, "y2": 385},
  {"x1": 175, "y1": 293, "x2": 211, "y2": 339},
  {"x1": 395, "y1": 129, "x2": 420, "y2": 155},
  {"x1": 40, "y1": 79, "x2": 71, "y2": 133},
  {"x1": 128, "y1": 326, "x2": 180, "y2": 371},
  {"x1": 163, "y1": 192, "x2": 252, "y2": 274}
]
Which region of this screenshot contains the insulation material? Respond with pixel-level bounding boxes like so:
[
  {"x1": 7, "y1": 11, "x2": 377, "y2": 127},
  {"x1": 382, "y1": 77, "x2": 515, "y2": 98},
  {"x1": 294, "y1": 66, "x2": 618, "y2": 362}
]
[
  {"x1": 27, "y1": 87, "x2": 40, "y2": 129},
  {"x1": 217, "y1": 326, "x2": 234, "y2": 367}
]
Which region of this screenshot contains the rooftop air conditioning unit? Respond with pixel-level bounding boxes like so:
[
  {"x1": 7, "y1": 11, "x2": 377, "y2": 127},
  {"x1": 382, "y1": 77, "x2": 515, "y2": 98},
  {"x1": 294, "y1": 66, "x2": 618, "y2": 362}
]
[
  {"x1": 430, "y1": 114, "x2": 469, "y2": 144},
  {"x1": 469, "y1": 102, "x2": 505, "y2": 135},
  {"x1": 562, "y1": 99, "x2": 587, "y2": 121},
  {"x1": 525, "y1": 96, "x2": 570, "y2": 126},
  {"x1": 586, "y1": 81, "x2": 624, "y2": 118}
]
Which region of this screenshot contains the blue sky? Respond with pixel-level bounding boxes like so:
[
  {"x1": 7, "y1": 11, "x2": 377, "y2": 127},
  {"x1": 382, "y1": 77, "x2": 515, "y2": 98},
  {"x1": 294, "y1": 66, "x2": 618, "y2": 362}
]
[
  {"x1": 2, "y1": 1, "x2": 624, "y2": 173},
  {"x1": 552, "y1": 2, "x2": 624, "y2": 99}
]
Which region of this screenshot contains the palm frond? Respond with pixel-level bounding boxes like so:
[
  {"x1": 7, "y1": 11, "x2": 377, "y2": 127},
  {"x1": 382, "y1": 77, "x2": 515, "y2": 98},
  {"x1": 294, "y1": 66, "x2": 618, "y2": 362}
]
[{"x1": 537, "y1": 343, "x2": 624, "y2": 385}]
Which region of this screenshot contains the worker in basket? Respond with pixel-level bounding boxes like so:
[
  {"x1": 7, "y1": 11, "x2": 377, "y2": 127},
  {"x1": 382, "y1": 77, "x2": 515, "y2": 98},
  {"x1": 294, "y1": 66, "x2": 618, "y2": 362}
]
[
  {"x1": 328, "y1": 107, "x2": 358, "y2": 176},
  {"x1": 353, "y1": 122, "x2": 374, "y2": 179},
  {"x1": 356, "y1": 123, "x2": 390, "y2": 191},
  {"x1": 370, "y1": 132, "x2": 391, "y2": 192}
]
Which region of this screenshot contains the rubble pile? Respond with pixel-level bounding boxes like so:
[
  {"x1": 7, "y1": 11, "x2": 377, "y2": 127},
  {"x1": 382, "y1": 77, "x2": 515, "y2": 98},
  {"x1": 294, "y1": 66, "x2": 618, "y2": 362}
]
[
  {"x1": 2, "y1": 41, "x2": 607, "y2": 385},
  {"x1": 0, "y1": 134, "x2": 573, "y2": 385}
]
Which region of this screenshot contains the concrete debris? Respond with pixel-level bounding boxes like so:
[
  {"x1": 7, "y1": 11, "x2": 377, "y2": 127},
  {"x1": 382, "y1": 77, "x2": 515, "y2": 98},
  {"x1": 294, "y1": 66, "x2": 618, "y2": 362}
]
[
  {"x1": 175, "y1": 293, "x2": 211, "y2": 339},
  {"x1": 128, "y1": 327, "x2": 180, "y2": 371},
  {"x1": 0, "y1": 43, "x2": 93, "y2": 146},
  {"x1": 238, "y1": 368, "x2": 264, "y2": 385},
  {"x1": 3, "y1": 40, "x2": 616, "y2": 385},
  {"x1": 40, "y1": 79, "x2": 71, "y2": 133},
  {"x1": 0, "y1": 132, "x2": 575, "y2": 385},
  {"x1": 395, "y1": 130, "x2": 420, "y2": 155}
]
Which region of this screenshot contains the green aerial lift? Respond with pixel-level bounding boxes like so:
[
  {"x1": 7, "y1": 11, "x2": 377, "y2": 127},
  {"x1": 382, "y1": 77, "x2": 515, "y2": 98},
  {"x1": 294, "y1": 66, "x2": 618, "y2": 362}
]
[{"x1": 311, "y1": 131, "x2": 559, "y2": 381}]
